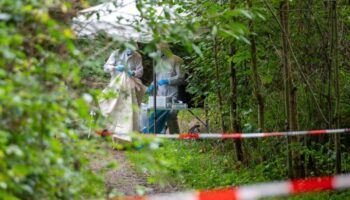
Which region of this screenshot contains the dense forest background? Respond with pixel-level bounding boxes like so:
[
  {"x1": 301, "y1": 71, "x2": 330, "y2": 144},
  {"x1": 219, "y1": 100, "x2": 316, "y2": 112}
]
[{"x1": 1, "y1": 0, "x2": 350, "y2": 199}]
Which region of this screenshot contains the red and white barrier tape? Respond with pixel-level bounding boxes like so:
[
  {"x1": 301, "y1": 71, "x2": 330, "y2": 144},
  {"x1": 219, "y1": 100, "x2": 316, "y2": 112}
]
[
  {"x1": 113, "y1": 129, "x2": 350, "y2": 140},
  {"x1": 113, "y1": 174, "x2": 350, "y2": 200}
]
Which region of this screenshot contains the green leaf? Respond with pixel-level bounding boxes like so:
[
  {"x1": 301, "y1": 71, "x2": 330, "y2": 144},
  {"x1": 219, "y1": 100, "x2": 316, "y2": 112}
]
[
  {"x1": 238, "y1": 9, "x2": 253, "y2": 19},
  {"x1": 192, "y1": 43, "x2": 203, "y2": 57},
  {"x1": 212, "y1": 25, "x2": 218, "y2": 36},
  {"x1": 256, "y1": 12, "x2": 266, "y2": 21},
  {"x1": 0, "y1": 190, "x2": 19, "y2": 200}
]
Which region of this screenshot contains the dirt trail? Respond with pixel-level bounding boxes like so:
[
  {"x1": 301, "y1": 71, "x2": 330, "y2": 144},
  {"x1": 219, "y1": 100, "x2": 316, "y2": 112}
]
[
  {"x1": 107, "y1": 150, "x2": 149, "y2": 196},
  {"x1": 89, "y1": 143, "x2": 180, "y2": 197}
]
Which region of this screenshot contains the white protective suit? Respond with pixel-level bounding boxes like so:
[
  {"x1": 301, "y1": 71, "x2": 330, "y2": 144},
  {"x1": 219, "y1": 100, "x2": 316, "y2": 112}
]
[
  {"x1": 99, "y1": 49, "x2": 146, "y2": 136},
  {"x1": 152, "y1": 43, "x2": 185, "y2": 134}
]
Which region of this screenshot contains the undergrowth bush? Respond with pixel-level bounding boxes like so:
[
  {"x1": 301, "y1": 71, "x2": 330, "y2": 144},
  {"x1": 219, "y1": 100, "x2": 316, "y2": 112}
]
[
  {"x1": 128, "y1": 139, "x2": 350, "y2": 200},
  {"x1": 0, "y1": 1, "x2": 104, "y2": 199}
]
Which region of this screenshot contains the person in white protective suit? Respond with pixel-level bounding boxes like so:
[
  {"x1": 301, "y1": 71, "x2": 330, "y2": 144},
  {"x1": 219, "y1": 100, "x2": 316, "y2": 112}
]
[
  {"x1": 146, "y1": 43, "x2": 185, "y2": 134},
  {"x1": 99, "y1": 45, "x2": 146, "y2": 139}
]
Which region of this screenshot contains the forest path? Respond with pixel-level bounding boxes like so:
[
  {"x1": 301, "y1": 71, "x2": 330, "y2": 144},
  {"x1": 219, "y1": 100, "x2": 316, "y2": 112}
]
[{"x1": 89, "y1": 142, "x2": 180, "y2": 197}]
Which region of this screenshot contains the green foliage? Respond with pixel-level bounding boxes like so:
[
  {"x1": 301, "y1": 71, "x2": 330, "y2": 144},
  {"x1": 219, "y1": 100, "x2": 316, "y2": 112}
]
[
  {"x1": 78, "y1": 0, "x2": 350, "y2": 198},
  {"x1": 128, "y1": 140, "x2": 350, "y2": 199},
  {"x1": 2, "y1": 0, "x2": 347, "y2": 198},
  {"x1": 76, "y1": 36, "x2": 113, "y2": 87},
  {"x1": 101, "y1": 0, "x2": 350, "y2": 198},
  {"x1": 0, "y1": 1, "x2": 103, "y2": 199},
  {"x1": 129, "y1": 139, "x2": 284, "y2": 189}
]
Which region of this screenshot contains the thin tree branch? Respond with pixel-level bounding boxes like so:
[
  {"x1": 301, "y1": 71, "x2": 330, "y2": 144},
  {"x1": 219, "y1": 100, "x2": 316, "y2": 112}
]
[{"x1": 263, "y1": 0, "x2": 330, "y2": 125}]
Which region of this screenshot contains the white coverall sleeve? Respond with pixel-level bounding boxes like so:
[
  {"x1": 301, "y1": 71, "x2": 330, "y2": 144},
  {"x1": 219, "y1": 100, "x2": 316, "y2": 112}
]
[
  {"x1": 104, "y1": 51, "x2": 117, "y2": 73},
  {"x1": 131, "y1": 54, "x2": 143, "y2": 78},
  {"x1": 168, "y1": 61, "x2": 185, "y2": 86}
]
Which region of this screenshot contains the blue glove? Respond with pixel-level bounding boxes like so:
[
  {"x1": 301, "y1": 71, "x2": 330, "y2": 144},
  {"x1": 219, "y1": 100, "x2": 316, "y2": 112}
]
[
  {"x1": 158, "y1": 79, "x2": 169, "y2": 86},
  {"x1": 128, "y1": 70, "x2": 135, "y2": 77},
  {"x1": 146, "y1": 84, "x2": 154, "y2": 94},
  {"x1": 115, "y1": 65, "x2": 125, "y2": 72}
]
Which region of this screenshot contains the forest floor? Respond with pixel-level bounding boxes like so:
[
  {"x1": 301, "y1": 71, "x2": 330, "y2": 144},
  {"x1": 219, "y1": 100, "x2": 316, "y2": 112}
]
[
  {"x1": 84, "y1": 109, "x2": 203, "y2": 198},
  {"x1": 88, "y1": 141, "x2": 181, "y2": 198}
]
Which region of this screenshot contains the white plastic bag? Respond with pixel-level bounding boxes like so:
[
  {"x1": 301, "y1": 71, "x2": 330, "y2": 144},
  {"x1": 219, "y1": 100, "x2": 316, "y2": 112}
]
[{"x1": 99, "y1": 73, "x2": 146, "y2": 137}]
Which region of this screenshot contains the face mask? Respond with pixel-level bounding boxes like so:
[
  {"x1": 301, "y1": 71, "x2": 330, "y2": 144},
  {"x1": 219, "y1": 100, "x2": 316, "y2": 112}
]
[
  {"x1": 126, "y1": 48, "x2": 133, "y2": 56},
  {"x1": 157, "y1": 50, "x2": 165, "y2": 58}
]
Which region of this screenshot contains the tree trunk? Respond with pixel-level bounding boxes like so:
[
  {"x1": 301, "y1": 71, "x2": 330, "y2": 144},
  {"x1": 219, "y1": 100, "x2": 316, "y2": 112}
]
[
  {"x1": 326, "y1": 0, "x2": 333, "y2": 130},
  {"x1": 330, "y1": 0, "x2": 341, "y2": 173},
  {"x1": 280, "y1": 0, "x2": 292, "y2": 178},
  {"x1": 229, "y1": 43, "x2": 244, "y2": 162},
  {"x1": 229, "y1": 0, "x2": 243, "y2": 162},
  {"x1": 213, "y1": 37, "x2": 226, "y2": 132},
  {"x1": 280, "y1": 0, "x2": 303, "y2": 178},
  {"x1": 247, "y1": 0, "x2": 265, "y2": 131}
]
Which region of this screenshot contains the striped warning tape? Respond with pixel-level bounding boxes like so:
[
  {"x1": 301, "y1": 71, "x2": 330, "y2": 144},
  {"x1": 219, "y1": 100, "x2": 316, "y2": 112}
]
[
  {"x1": 112, "y1": 174, "x2": 350, "y2": 200},
  {"x1": 112, "y1": 128, "x2": 350, "y2": 140}
]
